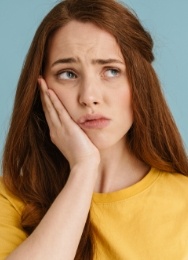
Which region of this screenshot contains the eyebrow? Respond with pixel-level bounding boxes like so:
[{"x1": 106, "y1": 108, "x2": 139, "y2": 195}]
[{"x1": 51, "y1": 58, "x2": 124, "y2": 67}]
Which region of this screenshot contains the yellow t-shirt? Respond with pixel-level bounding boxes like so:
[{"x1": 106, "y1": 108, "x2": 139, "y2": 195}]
[
  {"x1": 0, "y1": 179, "x2": 27, "y2": 259},
  {"x1": 1, "y1": 168, "x2": 188, "y2": 259},
  {"x1": 90, "y1": 168, "x2": 188, "y2": 260}
]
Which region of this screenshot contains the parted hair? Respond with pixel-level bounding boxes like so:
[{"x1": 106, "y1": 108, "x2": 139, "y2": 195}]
[{"x1": 2, "y1": 0, "x2": 188, "y2": 259}]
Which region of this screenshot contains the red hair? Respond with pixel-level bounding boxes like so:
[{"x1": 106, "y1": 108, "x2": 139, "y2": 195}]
[{"x1": 2, "y1": 0, "x2": 188, "y2": 259}]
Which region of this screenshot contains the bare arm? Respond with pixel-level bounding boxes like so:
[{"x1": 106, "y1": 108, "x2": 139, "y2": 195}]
[{"x1": 6, "y1": 78, "x2": 100, "y2": 260}]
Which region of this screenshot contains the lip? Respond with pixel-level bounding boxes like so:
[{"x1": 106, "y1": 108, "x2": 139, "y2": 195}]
[{"x1": 77, "y1": 114, "x2": 110, "y2": 129}]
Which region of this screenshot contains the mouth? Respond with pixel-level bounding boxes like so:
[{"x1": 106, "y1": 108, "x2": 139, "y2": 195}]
[{"x1": 77, "y1": 114, "x2": 110, "y2": 129}]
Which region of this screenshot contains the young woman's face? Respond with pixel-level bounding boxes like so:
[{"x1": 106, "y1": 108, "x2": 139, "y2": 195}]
[{"x1": 44, "y1": 20, "x2": 133, "y2": 150}]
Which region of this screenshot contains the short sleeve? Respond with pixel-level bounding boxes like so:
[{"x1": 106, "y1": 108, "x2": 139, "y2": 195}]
[{"x1": 0, "y1": 178, "x2": 28, "y2": 259}]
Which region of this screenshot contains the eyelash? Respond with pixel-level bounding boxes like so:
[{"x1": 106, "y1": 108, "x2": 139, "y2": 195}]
[
  {"x1": 56, "y1": 70, "x2": 77, "y2": 80},
  {"x1": 56, "y1": 67, "x2": 121, "y2": 80},
  {"x1": 104, "y1": 68, "x2": 120, "y2": 77}
]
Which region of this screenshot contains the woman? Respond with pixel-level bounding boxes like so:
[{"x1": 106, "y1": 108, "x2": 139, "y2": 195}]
[{"x1": 1, "y1": 0, "x2": 188, "y2": 259}]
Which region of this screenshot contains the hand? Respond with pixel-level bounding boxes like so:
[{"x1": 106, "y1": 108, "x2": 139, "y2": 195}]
[{"x1": 38, "y1": 77, "x2": 100, "y2": 169}]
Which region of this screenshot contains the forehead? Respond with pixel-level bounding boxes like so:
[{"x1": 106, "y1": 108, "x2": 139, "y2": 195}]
[{"x1": 47, "y1": 20, "x2": 124, "y2": 62}]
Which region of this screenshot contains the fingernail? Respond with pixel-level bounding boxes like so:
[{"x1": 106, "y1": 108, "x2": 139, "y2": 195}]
[
  {"x1": 37, "y1": 78, "x2": 41, "y2": 86},
  {"x1": 46, "y1": 90, "x2": 50, "y2": 97}
]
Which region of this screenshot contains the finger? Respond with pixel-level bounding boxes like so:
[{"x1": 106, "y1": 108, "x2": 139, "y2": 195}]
[
  {"x1": 47, "y1": 88, "x2": 73, "y2": 126},
  {"x1": 38, "y1": 78, "x2": 61, "y2": 128}
]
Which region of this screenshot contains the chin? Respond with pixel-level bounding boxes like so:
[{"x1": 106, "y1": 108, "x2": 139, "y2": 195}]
[
  {"x1": 89, "y1": 136, "x2": 121, "y2": 152},
  {"x1": 85, "y1": 130, "x2": 127, "y2": 151}
]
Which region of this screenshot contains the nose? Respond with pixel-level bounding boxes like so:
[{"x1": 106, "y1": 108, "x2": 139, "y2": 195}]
[{"x1": 78, "y1": 79, "x2": 102, "y2": 107}]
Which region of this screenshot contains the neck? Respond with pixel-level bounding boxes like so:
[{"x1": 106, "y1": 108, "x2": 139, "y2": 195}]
[{"x1": 94, "y1": 140, "x2": 150, "y2": 193}]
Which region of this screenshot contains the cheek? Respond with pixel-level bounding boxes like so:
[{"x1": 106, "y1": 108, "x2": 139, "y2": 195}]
[
  {"x1": 45, "y1": 77, "x2": 76, "y2": 113},
  {"x1": 54, "y1": 89, "x2": 77, "y2": 118},
  {"x1": 56, "y1": 90, "x2": 74, "y2": 110},
  {"x1": 120, "y1": 89, "x2": 133, "y2": 124},
  {"x1": 117, "y1": 87, "x2": 132, "y2": 111},
  {"x1": 45, "y1": 78, "x2": 69, "y2": 102}
]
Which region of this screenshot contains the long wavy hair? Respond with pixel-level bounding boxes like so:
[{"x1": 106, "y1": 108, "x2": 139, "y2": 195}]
[{"x1": 2, "y1": 0, "x2": 188, "y2": 259}]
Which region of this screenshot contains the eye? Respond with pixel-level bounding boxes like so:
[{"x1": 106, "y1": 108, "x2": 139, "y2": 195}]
[
  {"x1": 57, "y1": 70, "x2": 77, "y2": 80},
  {"x1": 104, "y1": 68, "x2": 120, "y2": 78}
]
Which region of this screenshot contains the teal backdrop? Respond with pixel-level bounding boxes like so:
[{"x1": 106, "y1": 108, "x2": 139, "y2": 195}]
[{"x1": 0, "y1": 0, "x2": 188, "y2": 162}]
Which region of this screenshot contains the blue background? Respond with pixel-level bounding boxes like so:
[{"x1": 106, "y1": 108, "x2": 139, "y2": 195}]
[{"x1": 0, "y1": 0, "x2": 187, "y2": 162}]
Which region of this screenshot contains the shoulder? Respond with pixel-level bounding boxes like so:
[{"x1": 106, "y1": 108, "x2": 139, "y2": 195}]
[
  {"x1": 0, "y1": 177, "x2": 25, "y2": 215},
  {"x1": 153, "y1": 168, "x2": 188, "y2": 197},
  {"x1": 156, "y1": 168, "x2": 188, "y2": 183},
  {"x1": 0, "y1": 177, "x2": 27, "y2": 258}
]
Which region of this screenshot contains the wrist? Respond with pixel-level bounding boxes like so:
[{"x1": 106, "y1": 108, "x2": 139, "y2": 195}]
[
  {"x1": 70, "y1": 153, "x2": 100, "y2": 171},
  {"x1": 69, "y1": 159, "x2": 100, "y2": 184}
]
